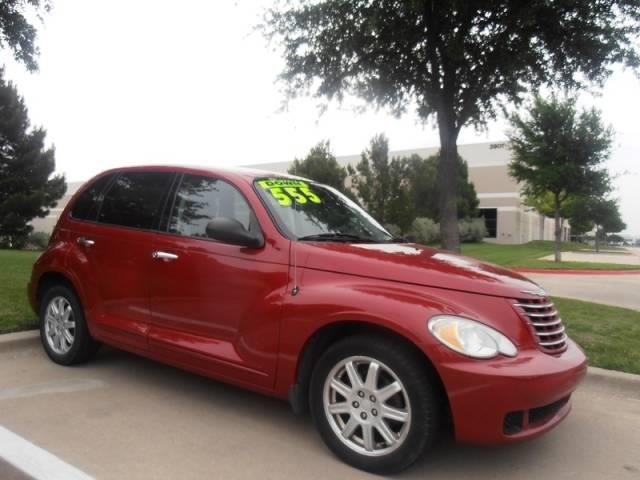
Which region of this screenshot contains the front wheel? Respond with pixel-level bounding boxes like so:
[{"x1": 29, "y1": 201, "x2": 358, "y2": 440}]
[{"x1": 310, "y1": 335, "x2": 439, "y2": 474}]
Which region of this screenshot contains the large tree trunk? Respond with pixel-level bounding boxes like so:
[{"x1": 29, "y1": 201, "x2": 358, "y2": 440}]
[
  {"x1": 595, "y1": 227, "x2": 600, "y2": 253},
  {"x1": 437, "y1": 111, "x2": 460, "y2": 252},
  {"x1": 553, "y1": 195, "x2": 562, "y2": 262}
]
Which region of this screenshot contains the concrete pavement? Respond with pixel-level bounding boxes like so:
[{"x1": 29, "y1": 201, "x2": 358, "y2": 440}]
[
  {"x1": 1, "y1": 336, "x2": 639, "y2": 480},
  {"x1": 526, "y1": 272, "x2": 640, "y2": 310}
]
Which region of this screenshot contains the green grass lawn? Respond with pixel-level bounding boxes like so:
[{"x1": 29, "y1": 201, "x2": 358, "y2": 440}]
[
  {"x1": 461, "y1": 240, "x2": 639, "y2": 270},
  {"x1": 555, "y1": 297, "x2": 640, "y2": 375},
  {"x1": 0, "y1": 249, "x2": 39, "y2": 333},
  {"x1": 1, "y1": 249, "x2": 639, "y2": 375}
]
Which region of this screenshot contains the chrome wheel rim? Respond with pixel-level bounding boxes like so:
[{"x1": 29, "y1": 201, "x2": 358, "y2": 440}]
[
  {"x1": 323, "y1": 356, "x2": 411, "y2": 457},
  {"x1": 44, "y1": 296, "x2": 75, "y2": 355}
]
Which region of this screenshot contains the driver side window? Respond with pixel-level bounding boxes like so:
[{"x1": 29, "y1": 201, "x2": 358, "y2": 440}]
[{"x1": 169, "y1": 175, "x2": 252, "y2": 238}]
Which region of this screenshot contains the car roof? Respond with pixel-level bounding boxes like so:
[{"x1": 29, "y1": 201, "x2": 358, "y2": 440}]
[{"x1": 94, "y1": 164, "x2": 308, "y2": 185}]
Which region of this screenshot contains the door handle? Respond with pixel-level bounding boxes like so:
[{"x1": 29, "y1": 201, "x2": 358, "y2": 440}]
[
  {"x1": 77, "y1": 237, "x2": 95, "y2": 247},
  {"x1": 152, "y1": 251, "x2": 178, "y2": 261}
]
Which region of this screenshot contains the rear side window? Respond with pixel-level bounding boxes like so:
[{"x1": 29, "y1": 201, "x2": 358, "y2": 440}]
[
  {"x1": 70, "y1": 173, "x2": 114, "y2": 221},
  {"x1": 169, "y1": 174, "x2": 253, "y2": 238},
  {"x1": 98, "y1": 171, "x2": 174, "y2": 230}
]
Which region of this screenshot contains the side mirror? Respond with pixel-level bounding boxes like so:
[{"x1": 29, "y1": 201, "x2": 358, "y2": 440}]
[{"x1": 205, "y1": 217, "x2": 264, "y2": 248}]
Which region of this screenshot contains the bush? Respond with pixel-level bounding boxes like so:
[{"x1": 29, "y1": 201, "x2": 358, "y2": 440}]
[
  {"x1": 25, "y1": 231, "x2": 50, "y2": 250},
  {"x1": 458, "y1": 218, "x2": 487, "y2": 243},
  {"x1": 407, "y1": 217, "x2": 440, "y2": 244},
  {"x1": 383, "y1": 223, "x2": 402, "y2": 237}
]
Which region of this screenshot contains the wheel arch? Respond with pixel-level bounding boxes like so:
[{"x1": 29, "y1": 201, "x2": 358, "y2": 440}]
[
  {"x1": 36, "y1": 271, "x2": 82, "y2": 314},
  {"x1": 288, "y1": 320, "x2": 450, "y2": 423}
]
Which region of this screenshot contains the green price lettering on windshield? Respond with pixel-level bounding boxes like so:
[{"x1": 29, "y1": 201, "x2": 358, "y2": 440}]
[{"x1": 258, "y1": 179, "x2": 322, "y2": 206}]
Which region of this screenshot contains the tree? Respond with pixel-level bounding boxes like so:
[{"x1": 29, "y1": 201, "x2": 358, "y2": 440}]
[
  {"x1": 0, "y1": 0, "x2": 50, "y2": 71},
  {"x1": 589, "y1": 198, "x2": 626, "y2": 252},
  {"x1": 0, "y1": 70, "x2": 65, "y2": 248},
  {"x1": 287, "y1": 140, "x2": 350, "y2": 194},
  {"x1": 508, "y1": 96, "x2": 612, "y2": 262},
  {"x1": 351, "y1": 134, "x2": 415, "y2": 232},
  {"x1": 406, "y1": 153, "x2": 478, "y2": 221},
  {"x1": 263, "y1": 0, "x2": 640, "y2": 252}
]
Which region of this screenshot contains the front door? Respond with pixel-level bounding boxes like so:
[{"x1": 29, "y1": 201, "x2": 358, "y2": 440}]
[{"x1": 149, "y1": 173, "x2": 289, "y2": 389}]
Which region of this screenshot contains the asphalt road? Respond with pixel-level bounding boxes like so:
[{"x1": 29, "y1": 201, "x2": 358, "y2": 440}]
[
  {"x1": 526, "y1": 272, "x2": 640, "y2": 311},
  {"x1": 1, "y1": 337, "x2": 639, "y2": 480}
]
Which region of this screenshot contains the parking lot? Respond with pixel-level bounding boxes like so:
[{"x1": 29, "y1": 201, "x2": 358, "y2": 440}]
[{"x1": 1, "y1": 333, "x2": 639, "y2": 480}]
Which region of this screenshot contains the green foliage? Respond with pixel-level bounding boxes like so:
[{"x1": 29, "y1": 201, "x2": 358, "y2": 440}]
[
  {"x1": 407, "y1": 217, "x2": 440, "y2": 245},
  {"x1": 287, "y1": 140, "x2": 351, "y2": 195},
  {"x1": 508, "y1": 95, "x2": 613, "y2": 261},
  {"x1": 458, "y1": 218, "x2": 487, "y2": 243},
  {"x1": 0, "y1": 0, "x2": 51, "y2": 71},
  {"x1": 0, "y1": 249, "x2": 39, "y2": 333},
  {"x1": 351, "y1": 134, "x2": 416, "y2": 232},
  {"x1": 0, "y1": 70, "x2": 65, "y2": 248},
  {"x1": 405, "y1": 153, "x2": 479, "y2": 221},
  {"x1": 264, "y1": 0, "x2": 640, "y2": 251},
  {"x1": 351, "y1": 134, "x2": 479, "y2": 233},
  {"x1": 382, "y1": 223, "x2": 402, "y2": 238}
]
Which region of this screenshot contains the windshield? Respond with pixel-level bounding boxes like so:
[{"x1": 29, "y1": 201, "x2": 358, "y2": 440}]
[{"x1": 254, "y1": 178, "x2": 395, "y2": 243}]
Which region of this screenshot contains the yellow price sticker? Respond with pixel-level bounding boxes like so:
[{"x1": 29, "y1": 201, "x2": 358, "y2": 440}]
[{"x1": 258, "y1": 179, "x2": 322, "y2": 206}]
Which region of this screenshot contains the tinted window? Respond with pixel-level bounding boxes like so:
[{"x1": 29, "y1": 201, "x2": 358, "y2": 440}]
[
  {"x1": 98, "y1": 171, "x2": 174, "y2": 230},
  {"x1": 70, "y1": 173, "x2": 114, "y2": 221},
  {"x1": 169, "y1": 175, "x2": 253, "y2": 238}
]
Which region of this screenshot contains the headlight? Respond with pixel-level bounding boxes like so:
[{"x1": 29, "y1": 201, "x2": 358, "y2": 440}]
[{"x1": 428, "y1": 315, "x2": 517, "y2": 359}]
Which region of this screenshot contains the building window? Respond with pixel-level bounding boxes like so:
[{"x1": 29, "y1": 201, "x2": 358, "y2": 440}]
[{"x1": 479, "y1": 208, "x2": 497, "y2": 238}]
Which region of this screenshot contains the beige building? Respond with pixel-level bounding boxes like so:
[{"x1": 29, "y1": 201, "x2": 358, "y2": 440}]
[{"x1": 31, "y1": 142, "x2": 568, "y2": 244}]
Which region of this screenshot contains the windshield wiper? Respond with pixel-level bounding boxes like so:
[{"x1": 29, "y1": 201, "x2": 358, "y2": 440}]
[{"x1": 297, "y1": 233, "x2": 379, "y2": 243}]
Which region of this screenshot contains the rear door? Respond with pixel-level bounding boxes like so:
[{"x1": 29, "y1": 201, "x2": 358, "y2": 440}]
[
  {"x1": 77, "y1": 170, "x2": 175, "y2": 351},
  {"x1": 148, "y1": 173, "x2": 289, "y2": 389}
]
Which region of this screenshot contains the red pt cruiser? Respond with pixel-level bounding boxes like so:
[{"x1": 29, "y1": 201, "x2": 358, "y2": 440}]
[{"x1": 28, "y1": 166, "x2": 587, "y2": 473}]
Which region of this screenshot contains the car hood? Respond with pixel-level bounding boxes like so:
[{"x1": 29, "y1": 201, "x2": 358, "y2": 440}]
[{"x1": 297, "y1": 242, "x2": 543, "y2": 298}]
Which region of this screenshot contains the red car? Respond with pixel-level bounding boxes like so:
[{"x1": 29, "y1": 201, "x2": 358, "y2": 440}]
[{"x1": 28, "y1": 165, "x2": 587, "y2": 473}]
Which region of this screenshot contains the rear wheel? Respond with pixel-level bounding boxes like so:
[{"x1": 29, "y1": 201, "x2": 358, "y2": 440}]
[
  {"x1": 39, "y1": 285, "x2": 99, "y2": 365},
  {"x1": 310, "y1": 335, "x2": 439, "y2": 474}
]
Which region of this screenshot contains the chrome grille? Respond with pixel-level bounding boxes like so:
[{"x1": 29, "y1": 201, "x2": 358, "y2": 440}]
[{"x1": 513, "y1": 298, "x2": 568, "y2": 353}]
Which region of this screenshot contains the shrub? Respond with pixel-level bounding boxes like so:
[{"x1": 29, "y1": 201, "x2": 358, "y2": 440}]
[
  {"x1": 383, "y1": 223, "x2": 402, "y2": 237},
  {"x1": 25, "y1": 231, "x2": 50, "y2": 250},
  {"x1": 458, "y1": 218, "x2": 487, "y2": 243},
  {"x1": 407, "y1": 217, "x2": 440, "y2": 244}
]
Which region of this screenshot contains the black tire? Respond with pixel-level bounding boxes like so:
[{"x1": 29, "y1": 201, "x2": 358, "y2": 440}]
[
  {"x1": 309, "y1": 334, "x2": 439, "y2": 474},
  {"x1": 39, "y1": 284, "x2": 99, "y2": 365}
]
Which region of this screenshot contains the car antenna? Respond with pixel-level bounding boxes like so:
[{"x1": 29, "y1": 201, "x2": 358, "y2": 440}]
[{"x1": 291, "y1": 162, "x2": 300, "y2": 297}]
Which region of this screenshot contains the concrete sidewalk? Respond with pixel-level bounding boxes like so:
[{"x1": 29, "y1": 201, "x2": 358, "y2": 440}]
[
  {"x1": 526, "y1": 272, "x2": 640, "y2": 310},
  {"x1": 1, "y1": 335, "x2": 639, "y2": 480}
]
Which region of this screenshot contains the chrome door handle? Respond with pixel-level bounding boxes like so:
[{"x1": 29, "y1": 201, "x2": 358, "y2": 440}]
[
  {"x1": 77, "y1": 237, "x2": 95, "y2": 247},
  {"x1": 152, "y1": 251, "x2": 178, "y2": 261}
]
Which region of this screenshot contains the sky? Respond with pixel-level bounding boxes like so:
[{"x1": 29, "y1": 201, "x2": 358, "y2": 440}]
[{"x1": 4, "y1": 0, "x2": 640, "y2": 235}]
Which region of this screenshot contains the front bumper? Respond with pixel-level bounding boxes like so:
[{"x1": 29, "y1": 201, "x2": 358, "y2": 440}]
[{"x1": 435, "y1": 338, "x2": 587, "y2": 444}]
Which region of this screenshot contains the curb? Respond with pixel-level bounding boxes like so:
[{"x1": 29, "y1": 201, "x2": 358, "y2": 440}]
[
  {"x1": 514, "y1": 268, "x2": 640, "y2": 275},
  {"x1": 586, "y1": 366, "x2": 640, "y2": 391},
  {"x1": 0, "y1": 329, "x2": 39, "y2": 352}
]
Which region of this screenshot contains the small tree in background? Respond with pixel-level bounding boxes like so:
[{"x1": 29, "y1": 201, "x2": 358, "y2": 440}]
[
  {"x1": 264, "y1": 0, "x2": 640, "y2": 252},
  {"x1": 350, "y1": 134, "x2": 415, "y2": 232},
  {"x1": 508, "y1": 96, "x2": 612, "y2": 262},
  {"x1": 288, "y1": 140, "x2": 351, "y2": 195},
  {"x1": 0, "y1": 0, "x2": 51, "y2": 71},
  {"x1": 0, "y1": 70, "x2": 65, "y2": 248},
  {"x1": 589, "y1": 198, "x2": 626, "y2": 252}
]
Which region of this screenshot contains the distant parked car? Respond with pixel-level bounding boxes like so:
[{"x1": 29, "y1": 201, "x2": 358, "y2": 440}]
[{"x1": 28, "y1": 166, "x2": 587, "y2": 473}]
